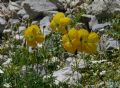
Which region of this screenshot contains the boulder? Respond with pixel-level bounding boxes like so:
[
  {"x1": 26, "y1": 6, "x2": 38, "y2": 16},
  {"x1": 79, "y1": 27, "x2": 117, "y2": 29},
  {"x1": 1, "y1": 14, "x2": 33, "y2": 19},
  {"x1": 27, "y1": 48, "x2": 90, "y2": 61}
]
[
  {"x1": 53, "y1": 67, "x2": 82, "y2": 84},
  {"x1": 23, "y1": 0, "x2": 57, "y2": 19},
  {"x1": 87, "y1": 0, "x2": 120, "y2": 14},
  {"x1": 86, "y1": 0, "x2": 120, "y2": 21},
  {"x1": 49, "y1": 0, "x2": 65, "y2": 11},
  {"x1": 80, "y1": 14, "x2": 111, "y2": 32}
]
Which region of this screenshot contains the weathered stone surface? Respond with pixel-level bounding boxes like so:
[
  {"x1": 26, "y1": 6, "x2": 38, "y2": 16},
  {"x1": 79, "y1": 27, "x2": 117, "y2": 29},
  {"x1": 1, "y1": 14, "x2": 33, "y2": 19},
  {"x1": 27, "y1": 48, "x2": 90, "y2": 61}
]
[
  {"x1": 86, "y1": 0, "x2": 120, "y2": 21},
  {"x1": 0, "y1": 17, "x2": 6, "y2": 25},
  {"x1": 22, "y1": 14, "x2": 29, "y2": 19},
  {"x1": 53, "y1": 67, "x2": 82, "y2": 84},
  {"x1": 50, "y1": 0, "x2": 65, "y2": 11},
  {"x1": 8, "y1": 19, "x2": 19, "y2": 24},
  {"x1": 80, "y1": 14, "x2": 98, "y2": 31},
  {"x1": 58, "y1": 0, "x2": 84, "y2": 8},
  {"x1": 43, "y1": 11, "x2": 57, "y2": 17},
  {"x1": 8, "y1": 1, "x2": 21, "y2": 11},
  {"x1": 99, "y1": 35, "x2": 119, "y2": 50},
  {"x1": 0, "y1": 0, "x2": 9, "y2": 2},
  {"x1": 106, "y1": 38, "x2": 119, "y2": 50},
  {"x1": 66, "y1": 57, "x2": 87, "y2": 69},
  {"x1": 92, "y1": 22, "x2": 110, "y2": 31},
  {"x1": 17, "y1": 9, "x2": 27, "y2": 17},
  {"x1": 40, "y1": 16, "x2": 51, "y2": 36},
  {"x1": 87, "y1": 0, "x2": 120, "y2": 14},
  {"x1": 80, "y1": 14, "x2": 111, "y2": 32},
  {"x1": 23, "y1": 0, "x2": 57, "y2": 19}
]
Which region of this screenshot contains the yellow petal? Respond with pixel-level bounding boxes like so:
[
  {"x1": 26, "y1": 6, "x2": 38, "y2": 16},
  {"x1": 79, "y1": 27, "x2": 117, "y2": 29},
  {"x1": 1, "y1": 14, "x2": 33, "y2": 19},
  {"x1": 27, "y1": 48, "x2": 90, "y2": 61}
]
[
  {"x1": 88, "y1": 32, "x2": 99, "y2": 43},
  {"x1": 62, "y1": 34, "x2": 69, "y2": 43},
  {"x1": 30, "y1": 24, "x2": 41, "y2": 34},
  {"x1": 68, "y1": 28, "x2": 78, "y2": 40},
  {"x1": 53, "y1": 12, "x2": 65, "y2": 24},
  {"x1": 24, "y1": 26, "x2": 32, "y2": 36},
  {"x1": 36, "y1": 34, "x2": 45, "y2": 43},
  {"x1": 50, "y1": 20, "x2": 57, "y2": 32},
  {"x1": 24, "y1": 29, "x2": 31, "y2": 39},
  {"x1": 85, "y1": 43, "x2": 97, "y2": 54},
  {"x1": 63, "y1": 42, "x2": 76, "y2": 53},
  {"x1": 78, "y1": 29, "x2": 89, "y2": 40},
  {"x1": 60, "y1": 17, "x2": 71, "y2": 26},
  {"x1": 71, "y1": 39, "x2": 81, "y2": 49},
  {"x1": 77, "y1": 42, "x2": 86, "y2": 52},
  {"x1": 24, "y1": 24, "x2": 40, "y2": 40}
]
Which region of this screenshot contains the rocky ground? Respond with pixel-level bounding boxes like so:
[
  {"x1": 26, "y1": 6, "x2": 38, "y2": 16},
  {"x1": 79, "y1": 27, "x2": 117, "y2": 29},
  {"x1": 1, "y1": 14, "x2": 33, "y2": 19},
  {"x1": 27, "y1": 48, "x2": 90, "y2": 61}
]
[{"x1": 0, "y1": 0, "x2": 120, "y2": 87}]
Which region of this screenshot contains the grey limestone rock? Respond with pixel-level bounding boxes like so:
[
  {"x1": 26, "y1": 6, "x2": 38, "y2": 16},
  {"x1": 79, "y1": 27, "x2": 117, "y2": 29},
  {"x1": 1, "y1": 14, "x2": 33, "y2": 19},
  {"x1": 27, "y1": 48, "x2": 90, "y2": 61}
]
[{"x1": 23, "y1": 0, "x2": 57, "y2": 19}]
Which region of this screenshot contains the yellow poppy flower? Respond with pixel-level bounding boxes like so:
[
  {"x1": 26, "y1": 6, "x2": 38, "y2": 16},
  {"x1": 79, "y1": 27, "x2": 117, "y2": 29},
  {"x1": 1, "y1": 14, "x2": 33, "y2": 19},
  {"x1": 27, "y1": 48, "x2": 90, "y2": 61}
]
[
  {"x1": 77, "y1": 29, "x2": 99, "y2": 53},
  {"x1": 62, "y1": 28, "x2": 99, "y2": 54},
  {"x1": 50, "y1": 12, "x2": 71, "y2": 34},
  {"x1": 24, "y1": 24, "x2": 45, "y2": 48},
  {"x1": 61, "y1": 28, "x2": 78, "y2": 53}
]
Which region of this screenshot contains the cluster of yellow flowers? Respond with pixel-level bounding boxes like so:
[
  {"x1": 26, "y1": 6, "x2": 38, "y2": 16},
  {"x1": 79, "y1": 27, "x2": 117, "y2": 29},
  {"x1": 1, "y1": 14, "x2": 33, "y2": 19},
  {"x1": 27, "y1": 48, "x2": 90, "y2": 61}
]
[
  {"x1": 49, "y1": 12, "x2": 100, "y2": 54},
  {"x1": 50, "y1": 12, "x2": 71, "y2": 34},
  {"x1": 24, "y1": 12, "x2": 99, "y2": 54},
  {"x1": 24, "y1": 24, "x2": 45, "y2": 48},
  {"x1": 62, "y1": 28, "x2": 99, "y2": 54}
]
